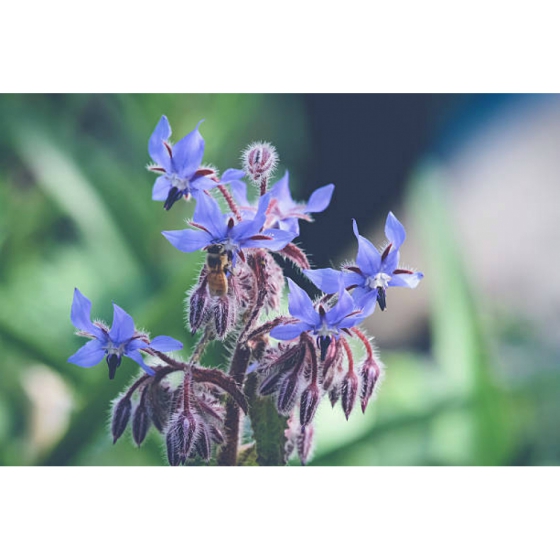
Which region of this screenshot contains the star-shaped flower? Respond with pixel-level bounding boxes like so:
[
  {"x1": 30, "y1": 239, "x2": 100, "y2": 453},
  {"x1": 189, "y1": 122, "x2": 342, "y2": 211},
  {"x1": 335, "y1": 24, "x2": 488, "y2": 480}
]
[
  {"x1": 68, "y1": 289, "x2": 183, "y2": 379},
  {"x1": 162, "y1": 192, "x2": 296, "y2": 263},
  {"x1": 147, "y1": 115, "x2": 217, "y2": 210},
  {"x1": 304, "y1": 212, "x2": 423, "y2": 314}
]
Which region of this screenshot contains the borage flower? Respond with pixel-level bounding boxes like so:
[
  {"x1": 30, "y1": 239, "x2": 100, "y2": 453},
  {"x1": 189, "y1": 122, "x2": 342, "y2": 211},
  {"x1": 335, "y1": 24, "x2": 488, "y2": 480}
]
[
  {"x1": 230, "y1": 170, "x2": 334, "y2": 235},
  {"x1": 162, "y1": 192, "x2": 296, "y2": 264},
  {"x1": 68, "y1": 288, "x2": 183, "y2": 379},
  {"x1": 147, "y1": 115, "x2": 217, "y2": 211},
  {"x1": 304, "y1": 212, "x2": 423, "y2": 313}
]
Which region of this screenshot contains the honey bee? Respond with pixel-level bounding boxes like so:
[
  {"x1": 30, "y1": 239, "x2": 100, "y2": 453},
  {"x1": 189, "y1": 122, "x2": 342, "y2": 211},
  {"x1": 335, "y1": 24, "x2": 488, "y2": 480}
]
[{"x1": 205, "y1": 244, "x2": 233, "y2": 297}]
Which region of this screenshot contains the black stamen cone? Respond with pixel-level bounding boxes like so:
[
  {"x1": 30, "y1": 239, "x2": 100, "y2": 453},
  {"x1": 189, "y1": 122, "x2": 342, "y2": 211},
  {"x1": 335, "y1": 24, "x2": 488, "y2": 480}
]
[
  {"x1": 107, "y1": 354, "x2": 122, "y2": 380},
  {"x1": 163, "y1": 187, "x2": 183, "y2": 211},
  {"x1": 377, "y1": 287, "x2": 387, "y2": 311},
  {"x1": 318, "y1": 336, "x2": 332, "y2": 361}
]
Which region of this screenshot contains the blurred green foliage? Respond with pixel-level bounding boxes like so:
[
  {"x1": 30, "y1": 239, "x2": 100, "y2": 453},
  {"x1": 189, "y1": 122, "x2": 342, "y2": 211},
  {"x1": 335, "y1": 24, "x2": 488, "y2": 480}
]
[{"x1": 0, "y1": 94, "x2": 558, "y2": 466}]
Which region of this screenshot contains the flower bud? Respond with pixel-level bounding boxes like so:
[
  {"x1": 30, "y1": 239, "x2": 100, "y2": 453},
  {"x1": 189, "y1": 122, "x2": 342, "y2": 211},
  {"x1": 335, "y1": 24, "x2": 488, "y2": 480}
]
[
  {"x1": 299, "y1": 383, "x2": 320, "y2": 427},
  {"x1": 132, "y1": 399, "x2": 151, "y2": 447},
  {"x1": 189, "y1": 281, "x2": 209, "y2": 335},
  {"x1": 297, "y1": 424, "x2": 315, "y2": 466},
  {"x1": 166, "y1": 420, "x2": 183, "y2": 467},
  {"x1": 277, "y1": 373, "x2": 299, "y2": 414},
  {"x1": 359, "y1": 358, "x2": 382, "y2": 413},
  {"x1": 242, "y1": 142, "x2": 278, "y2": 186},
  {"x1": 328, "y1": 385, "x2": 340, "y2": 408},
  {"x1": 341, "y1": 371, "x2": 359, "y2": 420},
  {"x1": 213, "y1": 296, "x2": 232, "y2": 339},
  {"x1": 194, "y1": 426, "x2": 212, "y2": 462},
  {"x1": 111, "y1": 396, "x2": 131, "y2": 444},
  {"x1": 146, "y1": 381, "x2": 173, "y2": 432}
]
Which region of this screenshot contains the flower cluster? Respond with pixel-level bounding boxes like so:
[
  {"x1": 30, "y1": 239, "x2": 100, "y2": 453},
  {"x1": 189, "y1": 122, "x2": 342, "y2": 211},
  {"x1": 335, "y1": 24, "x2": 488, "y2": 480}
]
[{"x1": 67, "y1": 114, "x2": 423, "y2": 466}]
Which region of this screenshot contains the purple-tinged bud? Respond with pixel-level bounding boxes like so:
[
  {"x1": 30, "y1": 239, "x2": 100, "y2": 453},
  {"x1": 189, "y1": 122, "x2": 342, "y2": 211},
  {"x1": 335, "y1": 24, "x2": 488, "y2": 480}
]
[
  {"x1": 341, "y1": 371, "x2": 359, "y2": 420},
  {"x1": 277, "y1": 373, "x2": 299, "y2": 415},
  {"x1": 166, "y1": 422, "x2": 183, "y2": 466},
  {"x1": 213, "y1": 296, "x2": 232, "y2": 339},
  {"x1": 181, "y1": 411, "x2": 199, "y2": 457},
  {"x1": 299, "y1": 383, "x2": 321, "y2": 427},
  {"x1": 111, "y1": 396, "x2": 131, "y2": 444},
  {"x1": 259, "y1": 370, "x2": 286, "y2": 397},
  {"x1": 189, "y1": 279, "x2": 210, "y2": 334},
  {"x1": 146, "y1": 382, "x2": 173, "y2": 433},
  {"x1": 278, "y1": 243, "x2": 311, "y2": 270},
  {"x1": 297, "y1": 424, "x2": 315, "y2": 466},
  {"x1": 242, "y1": 142, "x2": 278, "y2": 186},
  {"x1": 194, "y1": 426, "x2": 212, "y2": 462},
  {"x1": 359, "y1": 358, "x2": 383, "y2": 413},
  {"x1": 132, "y1": 399, "x2": 151, "y2": 447},
  {"x1": 328, "y1": 385, "x2": 340, "y2": 408}
]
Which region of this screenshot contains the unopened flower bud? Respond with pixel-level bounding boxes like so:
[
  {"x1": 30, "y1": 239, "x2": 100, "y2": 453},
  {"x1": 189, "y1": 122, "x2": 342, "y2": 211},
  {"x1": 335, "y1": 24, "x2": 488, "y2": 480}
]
[
  {"x1": 328, "y1": 385, "x2": 340, "y2": 408},
  {"x1": 242, "y1": 142, "x2": 278, "y2": 186},
  {"x1": 189, "y1": 281, "x2": 209, "y2": 334},
  {"x1": 194, "y1": 426, "x2": 212, "y2": 462},
  {"x1": 166, "y1": 420, "x2": 183, "y2": 467},
  {"x1": 277, "y1": 372, "x2": 299, "y2": 414},
  {"x1": 359, "y1": 358, "x2": 382, "y2": 413},
  {"x1": 146, "y1": 381, "x2": 173, "y2": 433},
  {"x1": 132, "y1": 399, "x2": 151, "y2": 446},
  {"x1": 341, "y1": 371, "x2": 359, "y2": 420},
  {"x1": 299, "y1": 383, "x2": 320, "y2": 427},
  {"x1": 213, "y1": 296, "x2": 232, "y2": 339},
  {"x1": 111, "y1": 396, "x2": 132, "y2": 444},
  {"x1": 297, "y1": 424, "x2": 315, "y2": 466},
  {"x1": 181, "y1": 411, "x2": 198, "y2": 458}
]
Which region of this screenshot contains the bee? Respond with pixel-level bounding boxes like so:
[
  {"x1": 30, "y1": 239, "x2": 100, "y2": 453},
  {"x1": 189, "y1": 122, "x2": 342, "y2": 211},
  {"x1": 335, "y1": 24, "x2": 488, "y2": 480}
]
[{"x1": 205, "y1": 244, "x2": 233, "y2": 297}]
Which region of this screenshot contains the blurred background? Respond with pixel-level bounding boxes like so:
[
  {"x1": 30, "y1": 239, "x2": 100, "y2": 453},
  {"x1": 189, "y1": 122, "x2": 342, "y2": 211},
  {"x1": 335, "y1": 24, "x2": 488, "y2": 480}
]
[{"x1": 0, "y1": 93, "x2": 558, "y2": 466}]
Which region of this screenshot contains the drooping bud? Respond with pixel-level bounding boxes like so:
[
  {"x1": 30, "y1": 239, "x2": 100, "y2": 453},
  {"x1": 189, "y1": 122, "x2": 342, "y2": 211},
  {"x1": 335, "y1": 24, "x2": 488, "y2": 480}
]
[
  {"x1": 145, "y1": 381, "x2": 173, "y2": 432},
  {"x1": 111, "y1": 396, "x2": 131, "y2": 444},
  {"x1": 165, "y1": 419, "x2": 184, "y2": 467},
  {"x1": 181, "y1": 411, "x2": 199, "y2": 458},
  {"x1": 359, "y1": 357, "x2": 383, "y2": 413},
  {"x1": 194, "y1": 425, "x2": 212, "y2": 462},
  {"x1": 213, "y1": 296, "x2": 232, "y2": 339},
  {"x1": 341, "y1": 371, "x2": 359, "y2": 420},
  {"x1": 277, "y1": 373, "x2": 299, "y2": 415},
  {"x1": 242, "y1": 142, "x2": 278, "y2": 187},
  {"x1": 299, "y1": 383, "x2": 320, "y2": 427},
  {"x1": 189, "y1": 279, "x2": 209, "y2": 334},
  {"x1": 209, "y1": 425, "x2": 225, "y2": 445},
  {"x1": 328, "y1": 385, "x2": 340, "y2": 408},
  {"x1": 132, "y1": 398, "x2": 151, "y2": 447}
]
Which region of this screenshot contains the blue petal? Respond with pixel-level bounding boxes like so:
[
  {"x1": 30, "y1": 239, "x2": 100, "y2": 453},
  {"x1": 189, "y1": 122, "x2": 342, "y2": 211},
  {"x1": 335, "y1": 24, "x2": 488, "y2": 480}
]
[
  {"x1": 172, "y1": 120, "x2": 205, "y2": 178},
  {"x1": 305, "y1": 183, "x2": 334, "y2": 213},
  {"x1": 304, "y1": 268, "x2": 343, "y2": 294},
  {"x1": 277, "y1": 217, "x2": 300, "y2": 235},
  {"x1": 389, "y1": 271, "x2": 423, "y2": 289},
  {"x1": 221, "y1": 168, "x2": 245, "y2": 182},
  {"x1": 381, "y1": 248, "x2": 400, "y2": 274},
  {"x1": 70, "y1": 288, "x2": 104, "y2": 338},
  {"x1": 352, "y1": 219, "x2": 381, "y2": 277},
  {"x1": 326, "y1": 284, "x2": 355, "y2": 326},
  {"x1": 162, "y1": 229, "x2": 212, "y2": 253},
  {"x1": 152, "y1": 176, "x2": 172, "y2": 201},
  {"x1": 270, "y1": 322, "x2": 309, "y2": 341},
  {"x1": 193, "y1": 192, "x2": 228, "y2": 240},
  {"x1": 269, "y1": 171, "x2": 292, "y2": 205},
  {"x1": 148, "y1": 115, "x2": 172, "y2": 169},
  {"x1": 241, "y1": 228, "x2": 295, "y2": 251},
  {"x1": 286, "y1": 278, "x2": 318, "y2": 327},
  {"x1": 385, "y1": 211, "x2": 406, "y2": 250},
  {"x1": 126, "y1": 350, "x2": 155, "y2": 376},
  {"x1": 126, "y1": 338, "x2": 149, "y2": 352},
  {"x1": 190, "y1": 175, "x2": 217, "y2": 194},
  {"x1": 342, "y1": 270, "x2": 365, "y2": 288},
  {"x1": 109, "y1": 304, "x2": 136, "y2": 344},
  {"x1": 149, "y1": 335, "x2": 183, "y2": 352},
  {"x1": 230, "y1": 180, "x2": 250, "y2": 207},
  {"x1": 68, "y1": 338, "x2": 106, "y2": 368}
]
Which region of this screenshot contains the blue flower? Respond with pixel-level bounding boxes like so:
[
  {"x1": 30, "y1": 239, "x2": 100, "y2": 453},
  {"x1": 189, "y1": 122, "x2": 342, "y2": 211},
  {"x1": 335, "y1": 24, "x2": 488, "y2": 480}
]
[
  {"x1": 270, "y1": 278, "x2": 364, "y2": 359},
  {"x1": 147, "y1": 116, "x2": 217, "y2": 211},
  {"x1": 68, "y1": 288, "x2": 183, "y2": 379},
  {"x1": 230, "y1": 170, "x2": 334, "y2": 235},
  {"x1": 304, "y1": 212, "x2": 423, "y2": 313},
  {"x1": 161, "y1": 192, "x2": 296, "y2": 263}
]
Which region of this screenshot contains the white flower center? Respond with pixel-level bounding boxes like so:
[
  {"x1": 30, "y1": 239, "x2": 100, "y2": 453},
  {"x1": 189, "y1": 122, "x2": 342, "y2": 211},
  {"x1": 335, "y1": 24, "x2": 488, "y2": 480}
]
[
  {"x1": 104, "y1": 341, "x2": 125, "y2": 356},
  {"x1": 366, "y1": 272, "x2": 391, "y2": 290},
  {"x1": 168, "y1": 173, "x2": 189, "y2": 191}
]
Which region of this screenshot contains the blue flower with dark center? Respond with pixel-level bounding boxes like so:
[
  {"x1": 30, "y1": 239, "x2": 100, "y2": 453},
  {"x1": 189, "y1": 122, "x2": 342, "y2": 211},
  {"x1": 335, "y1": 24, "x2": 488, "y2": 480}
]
[
  {"x1": 270, "y1": 278, "x2": 365, "y2": 360},
  {"x1": 68, "y1": 289, "x2": 183, "y2": 379},
  {"x1": 230, "y1": 170, "x2": 334, "y2": 235},
  {"x1": 162, "y1": 192, "x2": 296, "y2": 263},
  {"x1": 304, "y1": 212, "x2": 423, "y2": 314},
  {"x1": 147, "y1": 115, "x2": 217, "y2": 211}
]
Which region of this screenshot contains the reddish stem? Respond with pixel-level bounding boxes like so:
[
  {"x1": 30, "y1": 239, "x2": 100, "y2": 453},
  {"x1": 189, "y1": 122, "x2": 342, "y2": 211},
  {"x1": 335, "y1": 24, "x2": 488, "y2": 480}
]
[
  {"x1": 260, "y1": 176, "x2": 268, "y2": 196},
  {"x1": 351, "y1": 327, "x2": 374, "y2": 360},
  {"x1": 340, "y1": 337, "x2": 355, "y2": 373},
  {"x1": 217, "y1": 184, "x2": 242, "y2": 222}
]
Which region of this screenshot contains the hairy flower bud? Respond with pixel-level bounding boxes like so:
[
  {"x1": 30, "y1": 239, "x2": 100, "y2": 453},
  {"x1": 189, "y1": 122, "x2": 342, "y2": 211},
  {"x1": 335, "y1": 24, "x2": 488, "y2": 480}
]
[
  {"x1": 213, "y1": 296, "x2": 232, "y2": 339},
  {"x1": 132, "y1": 399, "x2": 151, "y2": 446},
  {"x1": 297, "y1": 424, "x2": 315, "y2": 466},
  {"x1": 166, "y1": 420, "x2": 183, "y2": 467},
  {"x1": 189, "y1": 279, "x2": 210, "y2": 335},
  {"x1": 277, "y1": 373, "x2": 299, "y2": 415},
  {"x1": 299, "y1": 383, "x2": 320, "y2": 427},
  {"x1": 194, "y1": 426, "x2": 212, "y2": 462},
  {"x1": 341, "y1": 371, "x2": 359, "y2": 420},
  {"x1": 242, "y1": 142, "x2": 278, "y2": 186},
  {"x1": 111, "y1": 396, "x2": 132, "y2": 444},
  {"x1": 146, "y1": 381, "x2": 173, "y2": 432},
  {"x1": 359, "y1": 357, "x2": 383, "y2": 413},
  {"x1": 329, "y1": 385, "x2": 340, "y2": 408}
]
